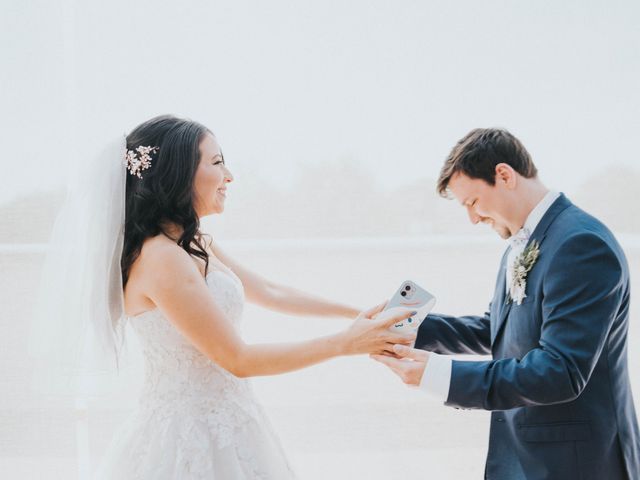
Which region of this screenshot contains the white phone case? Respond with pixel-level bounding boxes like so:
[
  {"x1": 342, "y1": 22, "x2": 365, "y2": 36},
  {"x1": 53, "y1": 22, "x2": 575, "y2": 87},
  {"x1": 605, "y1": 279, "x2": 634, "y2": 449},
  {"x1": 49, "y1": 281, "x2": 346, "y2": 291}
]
[{"x1": 385, "y1": 280, "x2": 436, "y2": 332}]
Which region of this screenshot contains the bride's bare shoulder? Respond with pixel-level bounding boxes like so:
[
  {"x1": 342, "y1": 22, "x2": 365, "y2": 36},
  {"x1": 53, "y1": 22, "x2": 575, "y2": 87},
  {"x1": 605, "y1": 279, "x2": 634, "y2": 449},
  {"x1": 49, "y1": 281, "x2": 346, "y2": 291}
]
[
  {"x1": 137, "y1": 234, "x2": 208, "y2": 279},
  {"x1": 137, "y1": 234, "x2": 173, "y2": 259},
  {"x1": 139, "y1": 235, "x2": 185, "y2": 267},
  {"x1": 141, "y1": 233, "x2": 177, "y2": 251},
  {"x1": 125, "y1": 234, "x2": 213, "y2": 315}
]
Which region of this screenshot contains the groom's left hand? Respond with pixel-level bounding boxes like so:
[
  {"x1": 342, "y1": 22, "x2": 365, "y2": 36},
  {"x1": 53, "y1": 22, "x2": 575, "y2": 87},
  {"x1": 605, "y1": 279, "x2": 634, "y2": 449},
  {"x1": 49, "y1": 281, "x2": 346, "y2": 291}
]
[{"x1": 370, "y1": 345, "x2": 429, "y2": 386}]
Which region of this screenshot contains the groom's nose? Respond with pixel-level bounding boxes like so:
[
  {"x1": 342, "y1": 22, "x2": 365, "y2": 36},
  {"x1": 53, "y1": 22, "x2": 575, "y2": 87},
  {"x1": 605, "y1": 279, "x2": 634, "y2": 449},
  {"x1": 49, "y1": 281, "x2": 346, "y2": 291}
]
[{"x1": 466, "y1": 207, "x2": 481, "y2": 225}]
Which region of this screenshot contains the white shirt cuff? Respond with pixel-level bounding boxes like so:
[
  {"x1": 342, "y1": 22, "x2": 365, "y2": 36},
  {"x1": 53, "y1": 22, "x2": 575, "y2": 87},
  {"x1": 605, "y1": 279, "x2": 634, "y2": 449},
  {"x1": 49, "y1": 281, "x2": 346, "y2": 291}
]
[{"x1": 419, "y1": 352, "x2": 452, "y2": 403}]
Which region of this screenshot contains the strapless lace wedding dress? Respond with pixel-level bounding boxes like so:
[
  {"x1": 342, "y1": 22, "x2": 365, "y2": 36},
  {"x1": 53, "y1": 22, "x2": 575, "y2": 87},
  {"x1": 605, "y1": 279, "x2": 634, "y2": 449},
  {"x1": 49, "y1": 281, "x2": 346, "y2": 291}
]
[{"x1": 92, "y1": 268, "x2": 297, "y2": 479}]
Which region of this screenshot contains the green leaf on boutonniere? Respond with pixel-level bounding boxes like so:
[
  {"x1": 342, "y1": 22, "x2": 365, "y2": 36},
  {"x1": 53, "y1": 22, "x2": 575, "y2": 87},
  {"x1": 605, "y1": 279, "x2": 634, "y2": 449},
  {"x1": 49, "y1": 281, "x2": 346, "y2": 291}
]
[{"x1": 508, "y1": 240, "x2": 541, "y2": 305}]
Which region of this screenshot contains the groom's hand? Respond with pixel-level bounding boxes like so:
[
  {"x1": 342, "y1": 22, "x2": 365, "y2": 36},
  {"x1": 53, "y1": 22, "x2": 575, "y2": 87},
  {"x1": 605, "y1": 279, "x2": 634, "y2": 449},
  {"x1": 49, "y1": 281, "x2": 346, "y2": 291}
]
[{"x1": 370, "y1": 345, "x2": 429, "y2": 386}]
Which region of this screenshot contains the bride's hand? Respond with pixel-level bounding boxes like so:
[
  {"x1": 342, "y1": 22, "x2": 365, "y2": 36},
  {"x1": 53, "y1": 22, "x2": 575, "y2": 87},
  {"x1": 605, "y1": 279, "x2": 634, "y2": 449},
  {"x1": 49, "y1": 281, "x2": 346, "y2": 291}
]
[{"x1": 338, "y1": 302, "x2": 417, "y2": 355}]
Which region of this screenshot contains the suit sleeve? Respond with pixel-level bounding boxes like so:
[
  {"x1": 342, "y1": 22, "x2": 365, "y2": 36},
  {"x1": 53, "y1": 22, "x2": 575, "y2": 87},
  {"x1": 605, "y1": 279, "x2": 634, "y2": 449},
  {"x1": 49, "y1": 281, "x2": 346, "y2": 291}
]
[
  {"x1": 415, "y1": 309, "x2": 492, "y2": 356},
  {"x1": 446, "y1": 232, "x2": 625, "y2": 410}
]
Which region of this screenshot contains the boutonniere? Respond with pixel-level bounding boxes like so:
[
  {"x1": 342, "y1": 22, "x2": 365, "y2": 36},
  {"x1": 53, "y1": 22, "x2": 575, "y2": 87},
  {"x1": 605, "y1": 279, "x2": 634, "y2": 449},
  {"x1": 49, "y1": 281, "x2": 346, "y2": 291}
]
[{"x1": 508, "y1": 240, "x2": 540, "y2": 305}]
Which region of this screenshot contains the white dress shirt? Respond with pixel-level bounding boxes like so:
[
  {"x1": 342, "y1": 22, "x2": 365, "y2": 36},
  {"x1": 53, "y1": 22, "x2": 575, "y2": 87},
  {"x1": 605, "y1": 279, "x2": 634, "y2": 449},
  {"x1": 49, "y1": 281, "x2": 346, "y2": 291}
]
[{"x1": 419, "y1": 190, "x2": 560, "y2": 403}]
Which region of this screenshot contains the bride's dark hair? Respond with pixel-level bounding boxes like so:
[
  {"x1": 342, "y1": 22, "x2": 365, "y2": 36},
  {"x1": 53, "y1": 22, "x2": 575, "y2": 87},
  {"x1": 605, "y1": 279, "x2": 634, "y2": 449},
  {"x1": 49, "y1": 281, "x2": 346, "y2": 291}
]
[{"x1": 121, "y1": 114, "x2": 212, "y2": 286}]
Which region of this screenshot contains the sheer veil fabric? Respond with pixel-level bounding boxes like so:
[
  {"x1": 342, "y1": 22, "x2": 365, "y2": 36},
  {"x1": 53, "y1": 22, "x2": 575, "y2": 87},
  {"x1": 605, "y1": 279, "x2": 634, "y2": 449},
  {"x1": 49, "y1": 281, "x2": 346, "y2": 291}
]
[{"x1": 28, "y1": 135, "x2": 133, "y2": 399}]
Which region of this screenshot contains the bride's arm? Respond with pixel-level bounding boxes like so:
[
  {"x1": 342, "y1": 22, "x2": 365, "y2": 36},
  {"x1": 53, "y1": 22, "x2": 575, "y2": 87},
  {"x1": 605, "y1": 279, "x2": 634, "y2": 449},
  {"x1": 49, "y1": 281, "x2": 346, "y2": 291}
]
[
  {"x1": 211, "y1": 242, "x2": 359, "y2": 319},
  {"x1": 145, "y1": 242, "x2": 415, "y2": 378}
]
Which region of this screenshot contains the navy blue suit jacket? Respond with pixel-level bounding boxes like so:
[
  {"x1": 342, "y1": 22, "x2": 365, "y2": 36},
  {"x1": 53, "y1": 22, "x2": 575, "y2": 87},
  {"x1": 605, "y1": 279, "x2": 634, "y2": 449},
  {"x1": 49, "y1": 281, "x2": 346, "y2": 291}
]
[{"x1": 416, "y1": 194, "x2": 640, "y2": 479}]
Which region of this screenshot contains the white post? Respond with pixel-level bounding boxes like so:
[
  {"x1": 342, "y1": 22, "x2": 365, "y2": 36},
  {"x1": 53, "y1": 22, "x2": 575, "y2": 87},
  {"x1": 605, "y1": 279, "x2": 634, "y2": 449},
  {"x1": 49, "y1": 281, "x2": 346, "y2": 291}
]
[
  {"x1": 74, "y1": 397, "x2": 90, "y2": 480},
  {"x1": 63, "y1": 0, "x2": 86, "y2": 474}
]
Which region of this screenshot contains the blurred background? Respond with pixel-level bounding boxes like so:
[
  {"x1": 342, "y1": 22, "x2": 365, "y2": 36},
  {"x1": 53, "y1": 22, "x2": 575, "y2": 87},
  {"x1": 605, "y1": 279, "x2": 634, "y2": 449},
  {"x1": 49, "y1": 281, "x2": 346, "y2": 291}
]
[{"x1": 1, "y1": 0, "x2": 639, "y2": 478}]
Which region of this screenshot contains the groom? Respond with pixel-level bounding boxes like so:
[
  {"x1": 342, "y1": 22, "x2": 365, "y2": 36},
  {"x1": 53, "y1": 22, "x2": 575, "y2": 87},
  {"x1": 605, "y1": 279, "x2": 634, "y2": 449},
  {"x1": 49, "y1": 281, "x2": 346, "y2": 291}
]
[{"x1": 373, "y1": 128, "x2": 640, "y2": 479}]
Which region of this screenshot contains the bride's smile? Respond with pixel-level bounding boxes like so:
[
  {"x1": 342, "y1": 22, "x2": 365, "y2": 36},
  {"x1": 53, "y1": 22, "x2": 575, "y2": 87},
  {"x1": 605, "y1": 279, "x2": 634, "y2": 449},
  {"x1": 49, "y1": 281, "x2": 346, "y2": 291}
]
[{"x1": 193, "y1": 132, "x2": 233, "y2": 216}]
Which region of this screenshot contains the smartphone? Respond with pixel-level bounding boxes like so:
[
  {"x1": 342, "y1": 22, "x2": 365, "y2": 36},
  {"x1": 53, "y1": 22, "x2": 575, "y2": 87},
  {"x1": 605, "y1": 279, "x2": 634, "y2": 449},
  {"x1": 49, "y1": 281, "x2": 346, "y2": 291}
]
[{"x1": 384, "y1": 280, "x2": 436, "y2": 332}]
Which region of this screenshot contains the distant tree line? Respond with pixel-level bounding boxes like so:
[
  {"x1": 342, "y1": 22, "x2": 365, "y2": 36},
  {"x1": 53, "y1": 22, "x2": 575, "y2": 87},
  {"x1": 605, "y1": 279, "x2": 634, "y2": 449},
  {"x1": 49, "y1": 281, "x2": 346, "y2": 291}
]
[{"x1": 1, "y1": 164, "x2": 638, "y2": 243}]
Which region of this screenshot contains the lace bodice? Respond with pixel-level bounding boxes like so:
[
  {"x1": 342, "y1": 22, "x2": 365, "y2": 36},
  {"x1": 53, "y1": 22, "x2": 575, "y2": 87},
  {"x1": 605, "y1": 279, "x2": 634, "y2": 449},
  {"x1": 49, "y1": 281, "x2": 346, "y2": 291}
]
[
  {"x1": 129, "y1": 267, "x2": 244, "y2": 377},
  {"x1": 127, "y1": 268, "x2": 262, "y2": 450},
  {"x1": 95, "y1": 268, "x2": 296, "y2": 479}
]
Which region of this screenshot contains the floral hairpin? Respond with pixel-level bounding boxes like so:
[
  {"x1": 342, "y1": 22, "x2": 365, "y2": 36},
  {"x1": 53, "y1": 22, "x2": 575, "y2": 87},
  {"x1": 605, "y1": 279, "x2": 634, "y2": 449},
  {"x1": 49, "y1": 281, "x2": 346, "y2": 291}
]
[{"x1": 124, "y1": 145, "x2": 159, "y2": 179}]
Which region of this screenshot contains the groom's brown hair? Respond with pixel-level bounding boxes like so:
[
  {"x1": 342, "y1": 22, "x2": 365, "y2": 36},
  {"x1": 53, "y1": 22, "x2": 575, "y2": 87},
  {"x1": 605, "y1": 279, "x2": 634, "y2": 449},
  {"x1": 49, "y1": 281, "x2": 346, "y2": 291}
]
[{"x1": 437, "y1": 128, "x2": 538, "y2": 197}]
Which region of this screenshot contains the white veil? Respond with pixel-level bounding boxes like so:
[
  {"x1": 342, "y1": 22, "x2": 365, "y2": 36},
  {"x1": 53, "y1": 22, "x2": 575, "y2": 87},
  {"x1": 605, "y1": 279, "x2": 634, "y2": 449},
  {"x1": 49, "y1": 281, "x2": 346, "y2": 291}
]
[{"x1": 28, "y1": 135, "x2": 133, "y2": 400}]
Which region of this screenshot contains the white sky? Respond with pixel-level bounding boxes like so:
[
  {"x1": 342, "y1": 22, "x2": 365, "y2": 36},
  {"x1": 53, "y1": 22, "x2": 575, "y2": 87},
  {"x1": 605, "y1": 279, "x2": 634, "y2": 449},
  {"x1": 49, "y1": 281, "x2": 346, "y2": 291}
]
[{"x1": 1, "y1": 0, "x2": 639, "y2": 204}]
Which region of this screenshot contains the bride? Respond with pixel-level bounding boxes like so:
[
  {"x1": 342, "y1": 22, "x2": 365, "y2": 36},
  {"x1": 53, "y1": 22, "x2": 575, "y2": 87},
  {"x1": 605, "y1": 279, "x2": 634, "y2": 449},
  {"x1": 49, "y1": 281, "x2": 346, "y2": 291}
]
[{"x1": 32, "y1": 114, "x2": 415, "y2": 479}]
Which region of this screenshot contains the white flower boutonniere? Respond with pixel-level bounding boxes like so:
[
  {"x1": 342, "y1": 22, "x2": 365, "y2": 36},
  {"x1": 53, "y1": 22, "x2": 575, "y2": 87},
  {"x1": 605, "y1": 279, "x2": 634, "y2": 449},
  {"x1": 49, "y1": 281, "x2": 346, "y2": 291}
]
[{"x1": 508, "y1": 240, "x2": 540, "y2": 305}]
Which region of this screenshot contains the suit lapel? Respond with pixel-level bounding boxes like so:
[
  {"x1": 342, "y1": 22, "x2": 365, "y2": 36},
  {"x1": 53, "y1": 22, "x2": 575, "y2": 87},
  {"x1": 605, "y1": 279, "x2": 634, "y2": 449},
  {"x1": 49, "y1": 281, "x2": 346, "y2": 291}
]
[{"x1": 491, "y1": 193, "x2": 573, "y2": 346}]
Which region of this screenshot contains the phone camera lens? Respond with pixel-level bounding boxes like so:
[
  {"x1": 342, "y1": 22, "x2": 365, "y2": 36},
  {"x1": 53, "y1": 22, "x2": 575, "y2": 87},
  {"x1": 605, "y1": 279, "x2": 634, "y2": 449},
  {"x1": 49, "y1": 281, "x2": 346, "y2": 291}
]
[
  {"x1": 400, "y1": 291, "x2": 407, "y2": 297},
  {"x1": 405, "y1": 286, "x2": 411, "y2": 291}
]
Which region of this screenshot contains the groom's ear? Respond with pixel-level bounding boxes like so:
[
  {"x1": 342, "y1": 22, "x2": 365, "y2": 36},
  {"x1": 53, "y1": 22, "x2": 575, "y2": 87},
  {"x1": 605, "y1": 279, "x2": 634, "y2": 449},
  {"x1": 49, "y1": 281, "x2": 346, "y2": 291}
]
[{"x1": 495, "y1": 163, "x2": 518, "y2": 190}]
